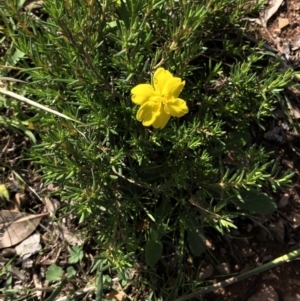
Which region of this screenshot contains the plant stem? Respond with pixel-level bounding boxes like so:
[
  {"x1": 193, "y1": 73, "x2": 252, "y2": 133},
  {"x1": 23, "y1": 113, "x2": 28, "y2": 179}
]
[{"x1": 172, "y1": 248, "x2": 300, "y2": 301}]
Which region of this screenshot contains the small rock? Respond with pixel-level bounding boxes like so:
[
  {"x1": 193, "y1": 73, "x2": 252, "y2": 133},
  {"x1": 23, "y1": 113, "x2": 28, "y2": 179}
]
[
  {"x1": 290, "y1": 212, "x2": 300, "y2": 229},
  {"x1": 248, "y1": 285, "x2": 278, "y2": 301},
  {"x1": 198, "y1": 264, "x2": 214, "y2": 280},
  {"x1": 269, "y1": 220, "x2": 285, "y2": 243},
  {"x1": 262, "y1": 271, "x2": 279, "y2": 281},
  {"x1": 205, "y1": 238, "x2": 214, "y2": 250},
  {"x1": 2, "y1": 248, "x2": 16, "y2": 258},
  {"x1": 241, "y1": 248, "x2": 254, "y2": 257},
  {"x1": 278, "y1": 192, "x2": 290, "y2": 208},
  {"x1": 217, "y1": 262, "x2": 230, "y2": 274}
]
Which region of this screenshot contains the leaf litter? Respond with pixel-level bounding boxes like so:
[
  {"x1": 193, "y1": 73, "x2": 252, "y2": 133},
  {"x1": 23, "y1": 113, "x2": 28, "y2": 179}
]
[{"x1": 0, "y1": 210, "x2": 48, "y2": 249}]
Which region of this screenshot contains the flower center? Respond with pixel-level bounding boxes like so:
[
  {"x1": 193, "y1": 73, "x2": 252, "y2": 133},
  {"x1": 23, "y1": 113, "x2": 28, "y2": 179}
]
[{"x1": 158, "y1": 96, "x2": 167, "y2": 105}]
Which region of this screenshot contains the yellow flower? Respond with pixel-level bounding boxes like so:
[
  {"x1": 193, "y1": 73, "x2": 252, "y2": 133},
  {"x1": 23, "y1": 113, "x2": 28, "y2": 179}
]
[{"x1": 131, "y1": 67, "x2": 189, "y2": 129}]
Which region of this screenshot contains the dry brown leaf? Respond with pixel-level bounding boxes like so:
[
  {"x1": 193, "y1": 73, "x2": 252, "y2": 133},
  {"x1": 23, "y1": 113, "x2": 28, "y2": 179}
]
[
  {"x1": 278, "y1": 17, "x2": 289, "y2": 29},
  {"x1": 0, "y1": 210, "x2": 23, "y2": 224},
  {"x1": 11, "y1": 266, "x2": 26, "y2": 280},
  {"x1": 291, "y1": 107, "x2": 300, "y2": 119},
  {"x1": 44, "y1": 196, "x2": 60, "y2": 217},
  {"x1": 0, "y1": 211, "x2": 48, "y2": 249},
  {"x1": 105, "y1": 290, "x2": 126, "y2": 301},
  {"x1": 53, "y1": 223, "x2": 84, "y2": 246},
  {"x1": 291, "y1": 36, "x2": 300, "y2": 51},
  {"x1": 24, "y1": 0, "x2": 43, "y2": 10},
  {"x1": 262, "y1": 0, "x2": 284, "y2": 27},
  {"x1": 15, "y1": 233, "x2": 41, "y2": 260}
]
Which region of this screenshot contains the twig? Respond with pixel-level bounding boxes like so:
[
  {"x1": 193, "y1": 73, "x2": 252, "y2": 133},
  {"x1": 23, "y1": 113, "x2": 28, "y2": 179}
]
[
  {"x1": 112, "y1": 168, "x2": 161, "y2": 193},
  {"x1": 55, "y1": 287, "x2": 95, "y2": 301}
]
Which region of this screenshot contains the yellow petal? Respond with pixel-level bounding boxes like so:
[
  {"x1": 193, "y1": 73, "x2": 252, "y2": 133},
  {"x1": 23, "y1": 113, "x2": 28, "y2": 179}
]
[
  {"x1": 163, "y1": 78, "x2": 185, "y2": 99},
  {"x1": 165, "y1": 98, "x2": 189, "y2": 117},
  {"x1": 152, "y1": 109, "x2": 171, "y2": 129},
  {"x1": 153, "y1": 68, "x2": 173, "y2": 93},
  {"x1": 131, "y1": 84, "x2": 156, "y2": 105},
  {"x1": 136, "y1": 102, "x2": 161, "y2": 126}
]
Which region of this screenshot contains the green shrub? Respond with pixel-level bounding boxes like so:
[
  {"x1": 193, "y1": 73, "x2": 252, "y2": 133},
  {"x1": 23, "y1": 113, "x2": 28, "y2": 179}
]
[{"x1": 1, "y1": 0, "x2": 295, "y2": 298}]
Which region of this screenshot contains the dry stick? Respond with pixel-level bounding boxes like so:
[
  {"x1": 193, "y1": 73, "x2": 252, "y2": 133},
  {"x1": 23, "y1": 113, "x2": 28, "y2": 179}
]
[{"x1": 172, "y1": 248, "x2": 300, "y2": 301}]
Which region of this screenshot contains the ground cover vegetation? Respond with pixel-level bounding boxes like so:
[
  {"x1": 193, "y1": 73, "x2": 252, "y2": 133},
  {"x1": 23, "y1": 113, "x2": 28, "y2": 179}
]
[{"x1": 0, "y1": 0, "x2": 299, "y2": 300}]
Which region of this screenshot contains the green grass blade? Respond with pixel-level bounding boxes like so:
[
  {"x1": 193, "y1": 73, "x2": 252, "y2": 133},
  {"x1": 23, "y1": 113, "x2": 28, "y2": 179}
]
[
  {"x1": 0, "y1": 88, "x2": 84, "y2": 125},
  {"x1": 172, "y1": 248, "x2": 300, "y2": 301}
]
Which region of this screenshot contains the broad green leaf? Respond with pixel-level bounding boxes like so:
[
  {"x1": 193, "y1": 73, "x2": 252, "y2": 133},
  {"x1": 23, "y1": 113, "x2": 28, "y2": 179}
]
[
  {"x1": 185, "y1": 208, "x2": 206, "y2": 256},
  {"x1": 186, "y1": 227, "x2": 206, "y2": 257},
  {"x1": 46, "y1": 264, "x2": 63, "y2": 281},
  {"x1": 236, "y1": 189, "x2": 277, "y2": 214},
  {"x1": 145, "y1": 239, "x2": 162, "y2": 267}
]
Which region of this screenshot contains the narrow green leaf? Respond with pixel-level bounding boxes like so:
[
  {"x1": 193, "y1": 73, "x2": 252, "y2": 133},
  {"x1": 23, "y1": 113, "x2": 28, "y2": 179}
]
[
  {"x1": 45, "y1": 279, "x2": 67, "y2": 301},
  {"x1": 0, "y1": 89, "x2": 84, "y2": 124}
]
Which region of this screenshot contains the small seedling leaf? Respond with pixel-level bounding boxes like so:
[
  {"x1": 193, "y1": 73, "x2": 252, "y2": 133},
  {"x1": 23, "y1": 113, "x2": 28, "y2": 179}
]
[
  {"x1": 66, "y1": 266, "x2": 76, "y2": 278},
  {"x1": 46, "y1": 264, "x2": 63, "y2": 281},
  {"x1": 68, "y1": 246, "x2": 84, "y2": 264},
  {"x1": 145, "y1": 239, "x2": 162, "y2": 267}
]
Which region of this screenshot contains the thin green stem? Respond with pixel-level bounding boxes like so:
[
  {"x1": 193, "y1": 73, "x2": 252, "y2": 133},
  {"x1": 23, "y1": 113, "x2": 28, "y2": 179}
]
[{"x1": 172, "y1": 248, "x2": 300, "y2": 301}]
